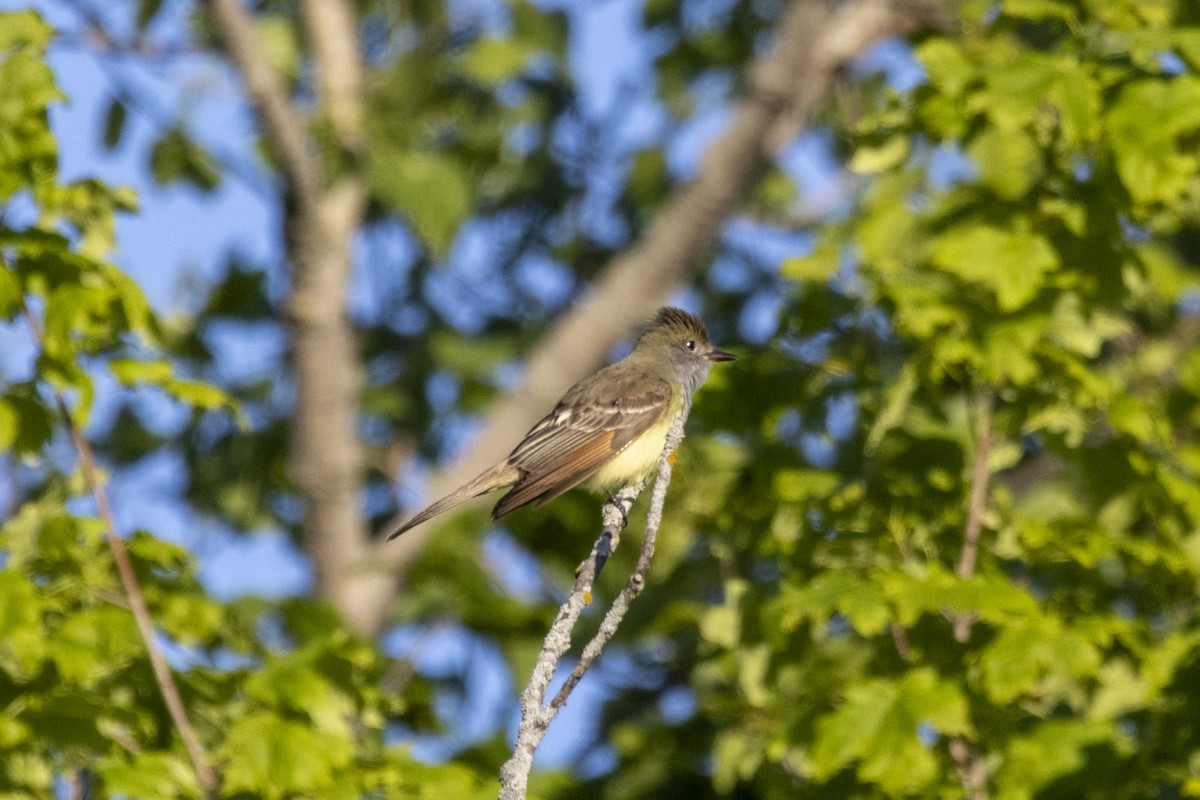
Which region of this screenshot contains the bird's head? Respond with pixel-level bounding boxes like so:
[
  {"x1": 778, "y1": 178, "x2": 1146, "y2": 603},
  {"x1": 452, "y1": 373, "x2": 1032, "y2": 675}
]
[{"x1": 633, "y1": 307, "x2": 736, "y2": 393}]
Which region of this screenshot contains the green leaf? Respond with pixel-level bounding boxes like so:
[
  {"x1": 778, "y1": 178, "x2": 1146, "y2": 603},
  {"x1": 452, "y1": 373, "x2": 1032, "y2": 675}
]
[
  {"x1": 1107, "y1": 77, "x2": 1200, "y2": 206},
  {"x1": 47, "y1": 605, "x2": 142, "y2": 686},
  {"x1": 866, "y1": 362, "x2": 917, "y2": 451},
  {"x1": 700, "y1": 579, "x2": 746, "y2": 648},
  {"x1": 220, "y1": 714, "x2": 355, "y2": 799},
  {"x1": 97, "y1": 752, "x2": 200, "y2": 799},
  {"x1": 0, "y1": 388, "x2": 54, "y2": 455},
  {"x1": 985, "y1": 54, "x2": 1100, "y2": 146},
  {"x1": 102, "y1": 97, "x2": 127, "y2": 150},
  {"x1": 980, "y1": 614, "x2": 1102, "y2": 703},
  {"x1": 914, "y1": 38, "x2": 975, "y2": 96},
  {"x1": 429, "y1": 330, "x2": 519, "y2": 380},
  {"x1": 782, "y1": 241, "x2": 840, "y2": 282},
  {"x1": 997, "y1": 720, "x2": 1115, "y2": 794},
  {"x1": 712, "y1": 729, "x2": 766, "y2": 794},
  {"x1": 246, "y1": 653, "x2": 354, "y2": 736},
  {"x1": 368, "y1": 150, "x2": 471, "y2": 255},
  {"x1": 149, "y1": 128, "x2": 220, "y2": 192},
  {"x1": 0, "y1": 10, "x2": 54, "y2": 50},
  {"x1": 968, "y1": 124, "x2": 1041, "y2": 200},
  {"x1": 1001, "y1": 0, "x2": 1079, "y2": 24},
  {"x1": 0, "y1": 570, "x2": 40, "y2": 641},
  {"x1": 109, "y1": 357, "x2": 173, "y2": 385},
  {"x1": 255, "y1": 16, "x2": 301, "y2": 84},
  {"x1": 0, "y1": 266, "x2": 19, "y2": 318},
  {"x1": 775, "y1": 571, "x2": 891, "y2": 636},
  {"x1": 811, "y1": 669, "x2": 969, "y2": 793},
  {"x1": 462, "y1": 37, "x2": 533, "y2": 87},
  {"x1": 928, "y1": 224, "x2": 1059, "y2": 311},
  {"x1": 1087, "y1": 659, "x2": 1149, "y2": 721},
  {"x1": 772, "y1": 468, "x2": 840, "y2": 502},
  {"x1": 885, "y1": 568, "x2": 1038, "y2": 628},
  {"x1": 164, "y1": 377, "x2": 239, "y2": 415},
  {"x1": 849, "y1": 136, "x2": 909, "y2": 174}
]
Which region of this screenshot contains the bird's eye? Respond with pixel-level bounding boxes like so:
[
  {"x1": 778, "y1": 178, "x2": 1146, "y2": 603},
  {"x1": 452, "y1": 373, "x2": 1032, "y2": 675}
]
[{"x1": 684, "y1": 340, "x2": 696, "y2": 351}]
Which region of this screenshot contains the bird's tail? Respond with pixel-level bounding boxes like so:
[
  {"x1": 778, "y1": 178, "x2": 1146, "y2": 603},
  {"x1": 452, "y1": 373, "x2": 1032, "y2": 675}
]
[{"x1": 385, "y1": 460, "x2": 519, "y2": 540}]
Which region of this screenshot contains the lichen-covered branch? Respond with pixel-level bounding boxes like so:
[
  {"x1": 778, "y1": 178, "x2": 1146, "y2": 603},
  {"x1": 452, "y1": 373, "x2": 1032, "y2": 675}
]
[{"x1": 498, "y1": 416, "x2": 686, "y2": 800}]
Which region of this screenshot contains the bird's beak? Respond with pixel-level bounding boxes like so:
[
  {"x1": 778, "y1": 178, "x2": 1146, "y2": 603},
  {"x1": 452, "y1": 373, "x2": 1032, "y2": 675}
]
[{"x1": 707, "y1": 348, "x2": 737, "y2": 362}]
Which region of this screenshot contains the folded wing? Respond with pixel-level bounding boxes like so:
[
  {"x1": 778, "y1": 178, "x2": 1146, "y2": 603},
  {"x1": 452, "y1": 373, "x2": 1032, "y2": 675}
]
[{"x1": 493, "y1": 378, "x2": 673, "y2": 517}]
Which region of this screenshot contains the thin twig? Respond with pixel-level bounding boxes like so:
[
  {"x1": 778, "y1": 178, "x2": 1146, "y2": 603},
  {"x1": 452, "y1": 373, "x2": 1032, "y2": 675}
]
[
  {"x1": 947, "y1": 390, "x2": 994, "y2": 800},
  {"x1": 21, "y1": 308, "x2": 216, "y2": 794},
  {"x1": 548, "y1": 429, "x2": 682, "y2": 711},
  {"x1": 949, "y1": 737, "x2": 988, "y2": 800},
  {"x1": 953, "y1": 391, "x2": 994, "y2": 642},
  {"x1": 498, "y1": 415, "x2": 686, "y2": 800}
]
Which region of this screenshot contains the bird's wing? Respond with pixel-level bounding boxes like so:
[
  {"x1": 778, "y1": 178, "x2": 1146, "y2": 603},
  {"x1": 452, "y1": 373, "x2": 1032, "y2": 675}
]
[{"x1": 493, "y1": 378, "x2": 673, "y2": 517}]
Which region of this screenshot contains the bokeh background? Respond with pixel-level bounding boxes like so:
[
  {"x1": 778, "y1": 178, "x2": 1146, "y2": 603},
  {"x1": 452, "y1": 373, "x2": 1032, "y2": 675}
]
[{"x1": 4, "y1": 0, "x2": 1200, "y2": 797}]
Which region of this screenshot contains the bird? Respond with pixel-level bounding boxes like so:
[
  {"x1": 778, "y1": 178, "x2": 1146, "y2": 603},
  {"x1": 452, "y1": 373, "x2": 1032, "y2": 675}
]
[{"x1": 384, "y1": 307, "x2": 735, "y2": 540}]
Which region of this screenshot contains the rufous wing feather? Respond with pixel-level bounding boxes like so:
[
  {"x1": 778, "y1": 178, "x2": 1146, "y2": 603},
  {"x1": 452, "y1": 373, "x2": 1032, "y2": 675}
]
[
  {"x1": 492, "y1": 378, "x2": 673, "y2": 519},
  {"x1": 492, "y1": 430, "x2": 618, "y2": 517}
]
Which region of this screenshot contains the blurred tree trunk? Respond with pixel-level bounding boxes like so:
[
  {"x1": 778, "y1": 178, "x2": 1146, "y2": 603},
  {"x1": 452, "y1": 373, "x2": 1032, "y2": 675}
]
[{"x1": 211, "y1": 0, "x2": 382, "y2": 630}]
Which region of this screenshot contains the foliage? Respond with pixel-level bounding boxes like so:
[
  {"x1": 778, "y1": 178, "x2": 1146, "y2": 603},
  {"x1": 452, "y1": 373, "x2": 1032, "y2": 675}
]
[
  {"x1": 587, "y1": 0, "x2": 1200, "y2": 798},
  {"x1": 0, "y1": 11, "x2": 484, "y2": 798},
  {"x1": 8, "y1": 0, "x2": 1200, "y2": 798}
]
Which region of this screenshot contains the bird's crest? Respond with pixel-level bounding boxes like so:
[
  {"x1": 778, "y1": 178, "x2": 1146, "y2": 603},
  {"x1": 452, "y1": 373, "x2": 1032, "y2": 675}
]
[{"x1": 640, "y1": 307, "x2": 709, "y2": 344}]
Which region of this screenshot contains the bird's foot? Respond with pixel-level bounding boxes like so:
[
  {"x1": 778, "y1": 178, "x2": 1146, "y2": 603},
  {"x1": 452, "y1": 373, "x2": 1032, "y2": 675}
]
[{"x1": 605, "y1": 490, "x2": 629, "y2": 530}]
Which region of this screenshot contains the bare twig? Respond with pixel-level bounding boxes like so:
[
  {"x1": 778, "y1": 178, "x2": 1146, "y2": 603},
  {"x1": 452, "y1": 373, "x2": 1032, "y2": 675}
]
[
  {"x1": 498, "y1": 415, "x2": 686, "y2": 800},
  {"x1": 21, "y1": 308, "x2": 216, "y2": 794}
]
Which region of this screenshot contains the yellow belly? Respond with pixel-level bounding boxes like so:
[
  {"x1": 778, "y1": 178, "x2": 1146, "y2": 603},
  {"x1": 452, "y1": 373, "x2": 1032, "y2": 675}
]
[{"x1": 588, "y1": 411, "x2": 675, "y2": 490}]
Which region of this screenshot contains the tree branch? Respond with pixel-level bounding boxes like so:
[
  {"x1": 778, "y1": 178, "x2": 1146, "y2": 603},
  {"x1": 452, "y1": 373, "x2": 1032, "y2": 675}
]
[
  {"x1": 947, "y1": 390, "x2": 994, "y2": 800},
  {"x1": 953, "y1": 391, "x2": 994, "y2": 642},
  {"x1": 498, "y1": 415, "x2": 685, "y2": 800},
  {"x1": 362, "y1": 0, "x2": 939, "y2": 635},
  {"x1": 211, "y1": 0, "x2": 375, "y2": 629},
  {"x1": 949, "y1": 737, "x2": 989, "y2": 800},
  {"x1": 208, "y1": 0, "x2": 320, "y2": 206},
  {"x1": 22, "y1": 308, "x2": 216, "y2": 795},
  {"x1": 301, "y1": 0, "x2": 365, "y2": 153}
]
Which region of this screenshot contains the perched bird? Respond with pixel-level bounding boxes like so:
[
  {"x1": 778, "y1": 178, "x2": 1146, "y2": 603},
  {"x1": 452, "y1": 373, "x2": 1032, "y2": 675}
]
[{"x1": 385, "y1": 307, "x2": 735, "y2": 540}]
